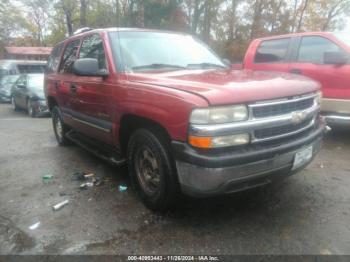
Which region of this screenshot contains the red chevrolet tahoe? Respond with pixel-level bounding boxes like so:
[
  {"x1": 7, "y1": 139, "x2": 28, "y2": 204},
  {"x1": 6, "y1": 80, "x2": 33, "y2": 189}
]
[
  {"x1": 243, "y1": 32, "x2": 350, "y2": 125},
  {"x1": 45, "y1": 28, "x2": 326, "y2": 211}
]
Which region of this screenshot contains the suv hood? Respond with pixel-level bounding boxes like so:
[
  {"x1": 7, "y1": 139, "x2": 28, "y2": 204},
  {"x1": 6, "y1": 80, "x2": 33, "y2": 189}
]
[{"x1": 127, "y1": 69, "x2": 320, "y2": 106}]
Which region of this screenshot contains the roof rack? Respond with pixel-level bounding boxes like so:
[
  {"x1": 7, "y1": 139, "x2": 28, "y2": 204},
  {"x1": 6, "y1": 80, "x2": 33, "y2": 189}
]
[{"x1": 73, "y1": 27, "x2": 94, "y2": 35}]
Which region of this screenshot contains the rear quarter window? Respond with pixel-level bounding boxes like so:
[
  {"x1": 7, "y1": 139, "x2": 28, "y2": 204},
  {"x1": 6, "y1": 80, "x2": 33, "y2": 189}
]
[{"x1": 254, "y1": 38, "x2": 291, "y2": 63}]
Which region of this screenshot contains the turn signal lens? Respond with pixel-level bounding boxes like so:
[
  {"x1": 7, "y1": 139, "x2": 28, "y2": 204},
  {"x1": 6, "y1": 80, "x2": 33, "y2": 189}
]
[{"x1": 188, "y1": 136, "x2": 212, "y2": 149}]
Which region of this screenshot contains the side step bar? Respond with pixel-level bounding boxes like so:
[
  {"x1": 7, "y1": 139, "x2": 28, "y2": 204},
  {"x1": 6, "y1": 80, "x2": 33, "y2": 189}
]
[{"x1": 66, "y1": 130, "x2": 126, "y2": 166}]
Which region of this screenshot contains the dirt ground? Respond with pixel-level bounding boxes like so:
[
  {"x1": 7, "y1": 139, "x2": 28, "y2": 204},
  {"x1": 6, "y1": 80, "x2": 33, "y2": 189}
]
[{"x1": 0, "y1": 103, "x2": 349, "y2": 255}]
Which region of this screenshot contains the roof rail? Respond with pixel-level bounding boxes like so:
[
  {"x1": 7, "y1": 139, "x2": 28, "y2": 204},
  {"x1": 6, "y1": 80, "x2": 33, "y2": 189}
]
[{"x1": 73, "y1": 27, "x2": 94, "y2": 35}]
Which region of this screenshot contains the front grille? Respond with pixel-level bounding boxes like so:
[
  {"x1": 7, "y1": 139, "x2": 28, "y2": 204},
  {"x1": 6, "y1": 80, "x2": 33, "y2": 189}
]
[
  {"x1": 254, "y1": 118, "x2": 313, "y2": 139},
  {"x1": 252, "y1": 97, "x2": 314, "y2": 118}
]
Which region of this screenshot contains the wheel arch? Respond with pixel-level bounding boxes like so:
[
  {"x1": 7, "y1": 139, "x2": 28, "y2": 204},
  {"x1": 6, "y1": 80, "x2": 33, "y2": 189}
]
[{"x1": 119, "y1": 114, "x2": 172, "y2": 155}]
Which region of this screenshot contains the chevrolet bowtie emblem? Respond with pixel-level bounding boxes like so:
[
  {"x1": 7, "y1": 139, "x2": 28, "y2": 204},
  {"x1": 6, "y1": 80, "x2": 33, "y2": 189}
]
[{"x1": 291, "y1": 111, "x2": 307, "y2": 125}]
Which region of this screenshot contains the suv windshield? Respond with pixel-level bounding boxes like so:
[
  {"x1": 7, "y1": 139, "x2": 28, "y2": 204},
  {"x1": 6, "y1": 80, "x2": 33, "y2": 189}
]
[
  {"x1": 335, "y1": 32, "x2": 350, "y2": 47},
  {"x1": 109, "y1": 31, "x2": 227, "y2": 72}
]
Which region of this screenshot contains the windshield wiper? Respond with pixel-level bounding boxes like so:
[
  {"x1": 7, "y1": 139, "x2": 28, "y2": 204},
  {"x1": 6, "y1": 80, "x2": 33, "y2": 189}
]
[
  {"x1": 132, "y1": 64, "x2": 186, "y2": 70},
  {"x1": 186, "y1": 63, "x2": 227, "y2": 69}
]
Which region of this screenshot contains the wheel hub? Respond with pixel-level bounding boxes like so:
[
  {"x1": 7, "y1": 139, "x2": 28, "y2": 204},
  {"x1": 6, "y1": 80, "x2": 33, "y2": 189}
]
[{"x1": 136, "y1": 147, "x2": 160, "y2": 196}]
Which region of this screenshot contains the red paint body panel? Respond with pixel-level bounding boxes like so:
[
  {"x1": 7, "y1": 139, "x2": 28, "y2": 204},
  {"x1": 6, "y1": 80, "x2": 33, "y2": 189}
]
[
  {"x1": 244, "y1": 32, "x2": 350, "y2": 100},
  {"x1": 126, "y1": 70, "x2": 319, "y2": 106},
  {"x1": 44, "y1": 29, "x2": 320, "y2": 149}
]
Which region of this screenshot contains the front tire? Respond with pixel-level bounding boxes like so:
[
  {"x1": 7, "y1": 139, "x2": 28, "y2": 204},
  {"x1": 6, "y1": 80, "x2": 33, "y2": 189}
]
[
  {"x1": 27, "y1": 99, "x2": 37, "y2": 118},
  {"x1": 12, "y1": 97, "x2": 19, "y2": 111},
  {"x1": 52, "y1": 106, "x2": 70, "y2": 146},
  {"x1": 127, "y1": 128, "x2": 181, "y2": 211}
]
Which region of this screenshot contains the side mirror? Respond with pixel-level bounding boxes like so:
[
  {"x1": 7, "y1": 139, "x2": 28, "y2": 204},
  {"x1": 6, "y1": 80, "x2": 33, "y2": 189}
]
[
  {"x1": 73, "y1": 58, "x2": 109, "y2": 77},
  {"x1": 324, "y1": 52, "x2": 348, "y2": 65}
]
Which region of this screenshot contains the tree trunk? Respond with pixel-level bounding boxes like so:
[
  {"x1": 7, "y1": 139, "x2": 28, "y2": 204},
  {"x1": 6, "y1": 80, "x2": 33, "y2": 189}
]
[
  {"x1": 291, "y1": 0, "x2": 299, "y2": 32},
  {"x1": 296, "y1": 0, "x2": 309, "y2": 32},
  {"x1": 61, "y1": 0, "x2": 73, "y2": 36},
  {"x1": 192, "y1": 0, "x2": 201, "y2": 34},
  {"x1": 228, "y1": 0, "x2": 238, "y2": 41},
  {"x1": 115, "y1": 0, "x2": 120, "y2": 25},
  {"x1": 250, "y1": 0, "x2": 263, "y2": 39},
  {"x1": 80, "y1": 0, "x2": 87, "y2": 27},
  {"x1": 202, "y1": 0, "x2": 211, "y2": 41}
]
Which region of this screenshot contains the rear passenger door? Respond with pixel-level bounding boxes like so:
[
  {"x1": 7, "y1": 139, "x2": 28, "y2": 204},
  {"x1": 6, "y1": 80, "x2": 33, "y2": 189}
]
[
  {"x1": 45, "y1": 43, "x2": 63, "y2": 103},
  {"x1": 250, "y1": 38, "x2": 293, "y2": 73},
  {"x1": 56, "y1": 39, "x2": 81, "y2": 128},
  {"x1": 289, "y1": 36, "x2": 350, "y2": 100}
]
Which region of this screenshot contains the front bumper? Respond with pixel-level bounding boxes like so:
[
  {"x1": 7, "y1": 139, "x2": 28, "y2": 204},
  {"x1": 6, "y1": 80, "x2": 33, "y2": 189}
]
[
  {"x1": 32, "y1": 100, "x2": 50, "y2": 116},
  {"x1": 322, "y1": 98, "x2": 350, "y2": 125},
  {"x1": 172, "y1": 123, "x2": 325, "y2": 197}
]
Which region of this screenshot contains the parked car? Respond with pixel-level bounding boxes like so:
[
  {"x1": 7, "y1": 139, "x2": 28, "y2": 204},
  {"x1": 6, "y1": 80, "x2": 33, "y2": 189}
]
[
  {"x1": 0, "y1": 75, "x2": 19, "y2": 102},
  {"x1": 242, "y1": 32, "x2": 350, "y2": 125},
  {"x1": 0, "y1": 60, "x2": 46, "y2": 79},
  {"x1": 45, "y1": 28, "x2": 326, "y2": 211},
  {"x1": 12, "y1": 74, "x2": 49, "y2": 117}
]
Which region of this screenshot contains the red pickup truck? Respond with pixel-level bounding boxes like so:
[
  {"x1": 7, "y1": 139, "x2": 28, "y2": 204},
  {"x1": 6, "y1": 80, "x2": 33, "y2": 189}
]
[
  {"x1": 242, "y1": 32, "x2": 350, "y2": 125},
  {"x1": 45, "y1": 28, "x2": 326, "y2": 211}
]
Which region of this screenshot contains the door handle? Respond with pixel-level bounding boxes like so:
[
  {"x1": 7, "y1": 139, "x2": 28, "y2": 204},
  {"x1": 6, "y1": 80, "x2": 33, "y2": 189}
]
[
  {"x1": 54, "y1": 82, "x2": 59, "y2": 90},
  {"x1": 70, "y1": 84, "x2": 77, "y2": 93},
  {"x1": 290, "y1": 68, "x2": 302, "y2": 75}
]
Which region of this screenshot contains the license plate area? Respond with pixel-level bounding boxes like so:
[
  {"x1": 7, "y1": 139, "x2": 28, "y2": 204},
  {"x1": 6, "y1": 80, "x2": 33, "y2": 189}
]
[{"x1": 292, "y1": 145, "x2": 313, "y2": 170}]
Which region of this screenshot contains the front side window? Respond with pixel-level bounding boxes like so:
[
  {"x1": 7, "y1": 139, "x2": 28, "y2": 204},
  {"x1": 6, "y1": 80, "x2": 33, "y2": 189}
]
[
  {"x1": 254, "y1": 38, "x2": 291, "y2": 63},
  {"x1": 297, "y1": 36, "x2": 344, "y2": 64},
  {"x1": 59, "y1": 39, "x2": 81, "y2": 74},
  {"x1": 109, "y1": 31, "x2": 226, "y2": 72},
  {"x1": 79, "y1": 34, "x2": 107, "y2": 70}
]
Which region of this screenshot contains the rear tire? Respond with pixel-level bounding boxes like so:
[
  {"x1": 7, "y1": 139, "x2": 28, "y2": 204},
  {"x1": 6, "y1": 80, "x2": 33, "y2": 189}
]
[
  {"x1": 127, "y1": 128, "x2": 181, "y2": 211},
  {"x1": 52, "y1": 106, "x2": 71, "y2": 146}
]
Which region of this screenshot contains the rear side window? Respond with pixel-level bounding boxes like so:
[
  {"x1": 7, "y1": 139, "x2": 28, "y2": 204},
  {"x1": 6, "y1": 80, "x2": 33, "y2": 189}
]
[
  {"x1": 79, "y1": 34, "x2": 107, "y2": 70},
  {"x1": 47, "y1": 43, "x2": 63, "y2": 73},
  {"x1": 297, "y1": 36, "x2": 344, "y2": 64},
  {"x1": 254, "y1": 38, "x2": 291, "y2": 63},
  {"x1": 17, "y1": 64, "x2": 45, "y2": 74},
  {"x1": 59, "y1": 39, "x2": 81, "y2": 74}
]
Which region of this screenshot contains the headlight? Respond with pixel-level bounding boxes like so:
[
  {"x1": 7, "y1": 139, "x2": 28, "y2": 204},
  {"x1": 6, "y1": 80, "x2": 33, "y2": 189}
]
[
  {"x1": 315, "y1": 91, "x2": 322, "y2": 105},
  {"x1": 189, "y1": 133, "x2": 250, "y2": 148},
  {"x1": 190, "y1": 105, "x2": 248, "y2": 124}
]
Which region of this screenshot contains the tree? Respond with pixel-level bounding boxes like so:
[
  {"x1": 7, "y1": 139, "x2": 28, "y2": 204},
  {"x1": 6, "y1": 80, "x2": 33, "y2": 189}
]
[{"x1": 80, "y1": 0, "x2": 87, "y2": 27}]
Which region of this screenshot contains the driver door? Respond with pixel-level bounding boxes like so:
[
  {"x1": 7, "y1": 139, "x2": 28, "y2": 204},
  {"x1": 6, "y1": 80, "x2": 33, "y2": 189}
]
[{"x1": 289, "y1": 36, "x2": 350, "y2": 100}]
